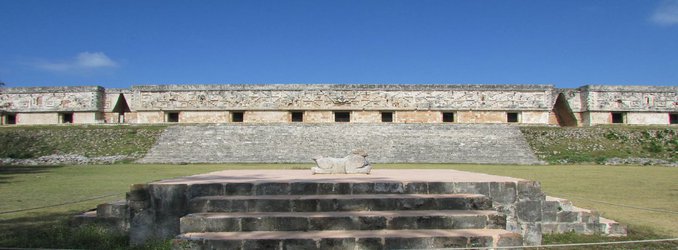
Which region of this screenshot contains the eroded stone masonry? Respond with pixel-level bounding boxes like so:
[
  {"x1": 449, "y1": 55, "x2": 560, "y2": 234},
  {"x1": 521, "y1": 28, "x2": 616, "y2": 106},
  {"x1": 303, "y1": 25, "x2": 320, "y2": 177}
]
[{"x1": 1, "y1": 84, "x2": 676, "y2": 126}]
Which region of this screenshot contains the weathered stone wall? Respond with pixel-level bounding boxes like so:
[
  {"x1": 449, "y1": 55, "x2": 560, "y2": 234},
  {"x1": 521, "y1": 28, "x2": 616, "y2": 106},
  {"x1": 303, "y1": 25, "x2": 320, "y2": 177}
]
[
  {"x1": 14, "y1": 113, "x2": 59, "y2": 125},
  {"x1": 581, "y1": 85, "x2": 677, "y2": 112},
  {"x1": 132, "y1": 84, "x2": 554, "y2": 112},
  {"x1": 1, "y1": 86, "x2": 104, "y2": 112},
  {"x1": 180, "y1": 111, "x2": 230, "y2": 123},
  {"x1": 2, "y1": 84, "x2": 676, "y2": 126}
]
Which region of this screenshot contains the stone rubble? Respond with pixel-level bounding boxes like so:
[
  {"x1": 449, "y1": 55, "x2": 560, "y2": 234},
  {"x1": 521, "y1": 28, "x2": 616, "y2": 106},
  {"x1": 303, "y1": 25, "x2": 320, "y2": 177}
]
[{"x1": 0, "y1": 154, "x2": 131, "y2": 166}]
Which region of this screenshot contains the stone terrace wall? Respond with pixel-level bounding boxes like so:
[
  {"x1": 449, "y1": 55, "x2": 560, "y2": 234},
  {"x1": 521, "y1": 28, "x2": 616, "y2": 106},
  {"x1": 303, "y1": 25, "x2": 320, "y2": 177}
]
[
  {"x1": 131, "y1": 84, "x2": 555, "y2": 111},
  {"x1": 139, "y1": 123, "x2": 541, "y2": 164},
  {"x1": 0, "y1": 86, "x2": 104, "y2": 112},
  {"x1": 581, "y1": 85, "x2": 678, "y2": 112}
]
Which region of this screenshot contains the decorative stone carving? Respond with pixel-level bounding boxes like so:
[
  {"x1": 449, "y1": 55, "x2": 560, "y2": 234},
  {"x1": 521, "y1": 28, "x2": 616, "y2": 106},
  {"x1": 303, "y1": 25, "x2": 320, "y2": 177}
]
[{"x1": 311, "y1": 149, "x2": 372, "y2": 174}]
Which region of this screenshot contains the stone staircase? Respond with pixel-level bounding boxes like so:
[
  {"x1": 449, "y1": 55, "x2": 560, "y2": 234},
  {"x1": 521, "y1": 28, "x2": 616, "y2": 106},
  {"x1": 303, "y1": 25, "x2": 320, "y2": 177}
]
[
  {"x1": 139, "y1": 123, "x2": 541, "y2": 164},
  {"x1": 172, "y1": 181, "x2": 523, "y2": 249}
]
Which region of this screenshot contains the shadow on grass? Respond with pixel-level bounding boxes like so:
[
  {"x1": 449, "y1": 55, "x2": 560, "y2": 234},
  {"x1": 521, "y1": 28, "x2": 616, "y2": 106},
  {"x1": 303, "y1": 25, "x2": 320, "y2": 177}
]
[
  {"x1": 0, "y1": 165, "x2": 64, "y2": 184},
  {"x1": 0, "y1": 211, "x2": 170, "y2": 250}
]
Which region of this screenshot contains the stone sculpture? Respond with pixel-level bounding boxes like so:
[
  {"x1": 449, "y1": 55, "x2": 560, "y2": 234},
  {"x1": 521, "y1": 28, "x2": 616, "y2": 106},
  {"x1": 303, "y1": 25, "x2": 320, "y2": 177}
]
[{"x1": 311, "y1": 149, "x2": 372, "y2": 174}]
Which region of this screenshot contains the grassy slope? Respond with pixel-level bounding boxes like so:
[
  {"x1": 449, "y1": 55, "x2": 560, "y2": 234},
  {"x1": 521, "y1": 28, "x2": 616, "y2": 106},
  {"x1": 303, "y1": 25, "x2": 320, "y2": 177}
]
[
  {"x1": 521, "y1": 126, "x2": 678, "y2": 164},
  {"x1": 0, "y1": 125, "x2": 166, "y2": 159},
  {"x1": 1, "y1": 164, "x2": 677, "y2": 249}
]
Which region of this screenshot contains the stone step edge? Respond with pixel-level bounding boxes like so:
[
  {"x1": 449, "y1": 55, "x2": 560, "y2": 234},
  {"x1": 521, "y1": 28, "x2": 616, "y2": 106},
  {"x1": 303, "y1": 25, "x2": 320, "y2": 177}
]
[
  {"x1": 182, "y1": 210, "x2": 500, "y2": 219},
  {"x1": 191, "y1": 193, "x2": 486, "y2": 201},
  {"x1": 545, "y1": 196, "x2": 627, "y2": 237},
  {"x1": 176, "y1": 229, "x2": 523, "y2": 248}
]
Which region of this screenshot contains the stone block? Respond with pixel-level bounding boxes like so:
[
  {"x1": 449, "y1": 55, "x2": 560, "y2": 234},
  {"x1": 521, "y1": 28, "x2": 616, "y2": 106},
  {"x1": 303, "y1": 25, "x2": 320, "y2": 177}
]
[
  {"x1": 282, "y1": 239, "x2": 318, "y2": 250},
  {"x1": 224, "y1": 183, "x2": 254, "y2": 196},
  {"x1": 128, "y1": 200, "x2": 150, "y2": 211},
  {"x1": 129, "y1": 209, "x2": 155, "y2": 246},
  {"x1": 252, "y1": 199, "x2": 291, "y2": 212},
  {"x1": 427, "y1": 182, "x2": 455, "y2": 194},
  {"x1": 188, "y1": 184, "x2": 223, "y2": 198},
  {"x1": 523, "y1": 223, "x2": 542, "y2": 246},
  {"x1": 557, "y1": 223, "x2": 586, "y2": 234},
  {"x1": 310, "y1": 217, "x2": 357, "y2": 230},
  {"x1": 435, "y1": 197, "x2": 468, "y2": 210},
  {"x1": 255, "y1": 183, "x2": 290, "y2": 195},
  {"x1": 205, "y1": 240, "x2": 242, "y2": 250},
  {"x1": 451, "y1": 215, "x2": 487, "y2": 229},
  {"x1": 336, "y1": 199, "x2": 372, "y2": 211},
  {"x1": 97, "y1": 202, "x2": 128, "y2": 218},
  {"x1": 358, "y1": 216, "x2": 386, "y2": 230},
  {"x1": 398, "y1": 198, "x2": 436, "y2": 210},
  {"x1": 320, "y1": 238, "x2": 356, "y2": 250},
  {"x1": 127, "y1": 184, "x2": 149, "y2": 201},
  {"x1": 468, "y1": 236, "x2": 493, "y2": 248},
  {"x1": 516, "y1": 200, "x2": 542, "y2": 222},
  {"x1": 385, "y1": 237, "x2": 433, "y2": 249},
  {"x1": 454, "y1": 182, "x2": 490, "y2": 196},
  {"x1": 351, "y1": 183, "x2": 375, "y2": 194},
  {"x1": 371, "y1": 198, "x2": 399, "y2": 211},
  {"x1": 355, "y1": 237, "x2": 383, "y2": 250},
  {"x1": 517, "y1": 181, "x2": 544, "y2": 201},
  {"x1": 403, "y1": 182, "x2": 428, "y2": 194},
  {"x1": 204, "y1": 199, "x2": 232, "y2": 213},
  {"x1": 557, "y1": 211, "x2": 579, "y2": 223},
  {"x1": 230, "y1": 199, "x2": 249, "y2": 212},
  {"x1": 317, "y1": 183, "x2": 351, "y2": 195},
  {"x1": 580, "y1": 211, "x2": 599, "y2": 223},
  {"x1": 487, "y1": 214, "x2": 507, "y2": 229},
  {"x1": 291, "y1": 199, "x2": 318, "y2": 212},
  {"x1": 496, "y1": 233, "x2": 523, "y2": 247},
  {"x1": 290, "y1": 182, "x2": 318, "y2": 195},
  {"x1": 242, "y1": 217, "x2": 308, "y2": 231},
  {"x1": 373, "y1": 182, "x2": 404, "y2": 194},
  {"x1": 243, "y1": 239, "x2": 281, "y2": 250},
  {"x1": 541, "y1": 200, "x2": 560, "y2": 222},
  {"x1": 414, "y1": 216, "x2": 455, "y2": 229},
  {"x1": 317, "y1": 199, "x2": 337, "y2": 211},
  {"x1": 386, "y1": 216, "x2": 418, "y2": 230},
  {"x1": 469, "y1": 197, "x2": 492, "y2": 210},
  {"x1": 490, "y1": 182, "x2": 517, "y2": 204},
  {"x1": 204, "y1": 217, "x2": 241, "y2": 232},
  {"x1": 149, "y1": 184, "x2": 188, "y2": 217},
  {"x1": 432, "y1": 237, "x2": 468, "y2": 248}
]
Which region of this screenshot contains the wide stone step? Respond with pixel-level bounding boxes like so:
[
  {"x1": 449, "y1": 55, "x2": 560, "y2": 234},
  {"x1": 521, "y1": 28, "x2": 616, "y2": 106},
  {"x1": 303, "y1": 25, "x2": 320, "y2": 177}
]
[
  {"x1": 173, "y1": 229, "x2": 523, "y2": 249},
  {"x1": 188, "y1": 194, "x2": 492, "y2": 213},
  {"x1": 180, "y1": 210, "x2": 505, "y2": 233},
  {"x1": 139, "y1": 124, "x2": 541, "y2": 164}
]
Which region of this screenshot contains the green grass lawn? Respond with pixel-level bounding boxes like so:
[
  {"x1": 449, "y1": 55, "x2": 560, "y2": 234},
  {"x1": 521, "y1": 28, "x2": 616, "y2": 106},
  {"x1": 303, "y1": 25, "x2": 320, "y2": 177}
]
[{"x1": 1, "y1": 163, "x2": 677, "y2": 249}]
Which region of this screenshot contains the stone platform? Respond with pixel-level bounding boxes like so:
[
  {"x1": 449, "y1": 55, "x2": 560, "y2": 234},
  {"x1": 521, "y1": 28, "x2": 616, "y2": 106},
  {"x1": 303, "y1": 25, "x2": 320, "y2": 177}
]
[{"x1": 79, "y1": 169, "x2": 625, "y2": 249}]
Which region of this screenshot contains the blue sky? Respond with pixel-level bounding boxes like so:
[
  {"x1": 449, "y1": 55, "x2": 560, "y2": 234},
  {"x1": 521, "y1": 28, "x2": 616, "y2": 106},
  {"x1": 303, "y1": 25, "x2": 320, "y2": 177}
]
[{"x1": 1, "y1": 0, "x2": 677, "y2": 89}]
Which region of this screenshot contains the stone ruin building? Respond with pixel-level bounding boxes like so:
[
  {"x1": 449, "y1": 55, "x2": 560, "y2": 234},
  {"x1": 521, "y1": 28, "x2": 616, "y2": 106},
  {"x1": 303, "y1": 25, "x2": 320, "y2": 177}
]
[{"x1": 0, "y1": 84, "x2": 676, "y2": 126}]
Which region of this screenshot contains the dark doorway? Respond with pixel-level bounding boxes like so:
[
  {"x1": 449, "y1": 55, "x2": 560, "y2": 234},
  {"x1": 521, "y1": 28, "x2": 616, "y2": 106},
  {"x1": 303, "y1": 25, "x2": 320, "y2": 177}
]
[
  {"x1": 334, "y1": 111, "x2": 350, "y2": 122},
  {"x1": 291, "y1": 111, "x2": 304, "y2": 122},
  {"x1": 232, "y1": 112, "x2": 244, "y2": 122},
  {"x1": 611, "y1": 112, "x2": 625, "y2": 124},
  {"x1": 61, "y1": 113, "x2": 73, "y2": 123},
  {"x1": 669, "y1": 113, "x2": 677, "y2": 124},
  {"x1": 381, "y1": 112, "x2": 393, "y2": 122},
  {"x1": 552, "y1": 93, "x2": 578, "y2": 127},
  {"x1": 6, "y1": 114, "x2": 16, "y2": 124},
  {"x1": 442, "y1": 112, "x2": 455, "y2": 123},
  {"x1": 112, "y1": 94, "x2": 131, "y2": 123},
  {"x1": 167, "y1": 112, "x2": 179, "y2": 123},
  {"x1": 507, "y1": 112, "x2": 519, "y2": 123}
]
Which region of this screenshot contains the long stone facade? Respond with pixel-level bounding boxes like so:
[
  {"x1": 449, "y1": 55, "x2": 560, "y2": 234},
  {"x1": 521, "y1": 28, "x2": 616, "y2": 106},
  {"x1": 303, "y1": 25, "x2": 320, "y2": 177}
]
[{"x1": 1, "y1": 84, "x2": 676, "y2": 126}]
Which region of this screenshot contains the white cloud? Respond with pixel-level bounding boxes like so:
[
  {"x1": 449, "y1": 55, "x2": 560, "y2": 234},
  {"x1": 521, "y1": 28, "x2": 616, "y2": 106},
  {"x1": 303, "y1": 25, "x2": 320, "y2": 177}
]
[
  {"x1": 651, "y1": 0, "x2": 678, "y2": 25},
  {"x1": 34, "y1": 52, "x2": 119, "y2": 72}
]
